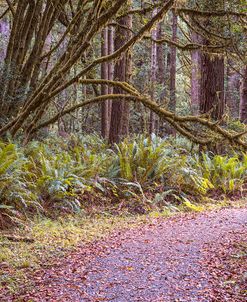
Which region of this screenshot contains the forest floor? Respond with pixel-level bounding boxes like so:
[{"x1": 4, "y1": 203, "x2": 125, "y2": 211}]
[{"x1": 0, "y1": 206, "x2": 247, "y2": 301}]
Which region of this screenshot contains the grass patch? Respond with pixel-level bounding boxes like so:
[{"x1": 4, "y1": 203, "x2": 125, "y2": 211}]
[{"x1": 0, "y1": 213, "x2": 148, "y2": 294}]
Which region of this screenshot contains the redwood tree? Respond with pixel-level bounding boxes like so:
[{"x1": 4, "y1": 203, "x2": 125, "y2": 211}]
[
  {"x1": 101, "y1": 28, "x2": 109, "y2": 138},
  {"x1": 199, "y1": 1, "x2": 225, "y2": 120},
  {"x1": 225, "y1": 63, "x2": 240, "y2": 119},
  {"x1": 149, "y1": 8, "x2": 158, "y2": 134},
  {"x1": 240, "y1": 66, "x2": 247, "y2": 123},
  {"x1": 169, "y1": 11, "x2": 178, "y2": 112},
  {"x1": 109, "y1": 11, "x2": 132, "y2": 144},
  {"x1": 190, "y1": 31, "x2": 201, "y2": 114}
]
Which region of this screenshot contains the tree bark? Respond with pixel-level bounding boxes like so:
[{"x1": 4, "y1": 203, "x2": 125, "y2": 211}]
[
  {"x1": 240, "y1": 66, "x2": 247, "y2": 123},
  {"x1": 107, "y1": 25, "x2": 114, "y2": 128},
  {"x1": 149, "y1": 9, "x2": 158, "y2": 134},
  {"x1": 169, "y1": 12, "x2": 177, "y2": 112},
  {"x1": 156, "y1": 22, "x2": 165, "y2": 133},
  {"x1": 225, "y1": 63, "x2": 240, "y2": 119},
  {"x1": 199, "y1": 1, "x2": 225, "y2": 120},
  {"x1": 101, "y1": 28, "x2": 109, "y2": 138},
  {"x1": 109, "y1": 12, "x2": 132, "y2": 144},
  {"x1": 156, "y1": 23, "x2": 165, "y2": 87},
  {"x1": 200, "y1": 53, "x2": 225, "y2": 120},
  {"x1": 190, "y1": 31, "x2": 201, "y2": 114}
]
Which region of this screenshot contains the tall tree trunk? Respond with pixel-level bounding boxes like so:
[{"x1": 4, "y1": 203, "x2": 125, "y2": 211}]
[
  {"x1": 169, "y1": 12, "x2": 177, "y2": 112},
  {"x1": 199, "y1": 52, "x2": 225, "y2": 120},
  {"x1": 156, "y1": 22, "x2": 165, "y2": 133},
  {"x1": 109, "y1": 12, "x2": 132, "y2": 144},
  {"x1": 240, "y1": 66, "x2": 247, "y2": 123},
  {"x1": 199, "y1": 0, "x2": 225, "y2": 120},
  {"x1": 200, "y1": 54, "x2": 225, "y2": 119},
  {"x1": 156, "y1": 23, "x2": 165, "y2": 87},
  {"x1": 107, "y1": 25, "x2": 114, "y2": 127},
  {"x1": 149, "y1": 10, "x2": 158, "y2": 134},
  {"x1": 101, "y1": 28, "x2": 109, "y2": 138},
  {"x1": 190, "y1": 31, "x2": 201, "y2": 114},
  {"x1": 225, "y1": 63, "x2": 240, "y2": 119}
]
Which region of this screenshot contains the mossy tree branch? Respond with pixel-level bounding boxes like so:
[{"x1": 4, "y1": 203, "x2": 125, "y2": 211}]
[{"x1": 32, "y1": 79, "x2": 247, "y2": 150}]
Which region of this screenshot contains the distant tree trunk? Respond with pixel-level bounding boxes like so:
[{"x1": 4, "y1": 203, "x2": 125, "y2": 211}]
[
  {"x1": 190, "y1": 31, "x2": 201, "y2": 114},
  {"x1": 225, "y1": 64, "x2": 240, "y2": 119},
  {"x1": 156, "y1": 22, "x2": 165, "y2": 133},
  {"x1": 101, "y1": 28, "x2": 109, "y2": 138},
  {"x1": 57, "y1": 31, "x2": 69, "y2": 134},
  {"x1": 169, "y1": 12, "x2": 177, "y2": 112},
  {"x1": 107, "y1": 25, "x2": 114, "y2": 125},
  {"x1": 165, "y1": 51, "x2": 171, "y2": 94},
  {"x1": 109, "y1": 13, "x2": 132, "y2": 144},
  {"x1": 240, "y1": 66, "x2": 247, "y2": 123},
  {"x1": 156, "y1": 24, "x2": 165, "y2": 87},
  {"x1": 149, "y1": 10, "x2": 158, "y2": 134}
]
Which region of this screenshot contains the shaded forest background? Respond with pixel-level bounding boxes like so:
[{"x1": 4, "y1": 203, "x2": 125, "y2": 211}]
[{"x1": 0, "y1": 0, "x2": 246, "y2": 147}]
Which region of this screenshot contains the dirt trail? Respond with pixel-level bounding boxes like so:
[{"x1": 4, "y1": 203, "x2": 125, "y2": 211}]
[{"x1": 5, "y1": 208, "x2": 247, "y2": 302}]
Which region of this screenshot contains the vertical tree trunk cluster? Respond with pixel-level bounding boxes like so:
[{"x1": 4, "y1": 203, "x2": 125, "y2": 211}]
[
  {"x1": 101, "y1": 26, "x2": 115, "y2": 139},
  {"x1": 0, "y1": 0, "x2": 69, "y2": 126},
  {"x1": 149, "y1": 12, "x2": 178, "y2": 135}
]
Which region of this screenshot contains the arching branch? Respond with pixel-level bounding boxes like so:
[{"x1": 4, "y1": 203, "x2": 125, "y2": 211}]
[
  {"x1": 176, "y1": 8, "x2": 247, "y2": 18},
  {"x1": 32, "y1": 79, "x2": 247, "y2": 150},
  {"x1": 148, "y1": 36, "x2": 227, "y2": 52}
]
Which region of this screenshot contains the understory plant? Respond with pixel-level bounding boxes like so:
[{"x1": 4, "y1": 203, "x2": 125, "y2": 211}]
[
  {"x1": 0, "y1": 143, "x2": 37, "y2": 227},
  {"x1": 193, "y1": 153, "x2": 247, "y2": 193},
  {"x1": 0, "y1": 134, "x2": 246, "y2": 227}
]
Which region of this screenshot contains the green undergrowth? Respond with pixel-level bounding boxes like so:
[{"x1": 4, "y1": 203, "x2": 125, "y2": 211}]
[{"x1": 0, "y1": 133, "x2": 247, "y2": 228}]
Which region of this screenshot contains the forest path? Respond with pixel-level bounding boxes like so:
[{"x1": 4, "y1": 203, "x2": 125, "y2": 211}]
[{"x1": 10, "y1": 208, "x2": 247, "y2": 302}]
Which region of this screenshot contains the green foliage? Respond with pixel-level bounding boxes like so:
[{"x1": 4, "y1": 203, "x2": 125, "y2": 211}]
[
  {"x1": 0, "y1": 134, "x2": 246, "y2": 227},
  {"x1": 110, "y1": 135, "x2": 215, "y2": 199},
  {"x1": 0, "y1": 142, "x2": 38, "y2": 226},
  {"x1": 0, "y1": 135, "x2": 111, "y2": 226},
  {"x1": 226, "y1": 119, "x2": 246, "y2": 133},
  {"x1": 193, "y1": 153, "x2": 247, "y2": 193},
  {"x1": 110, "y1": 134, "x2": 173, "y2": 183}
]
